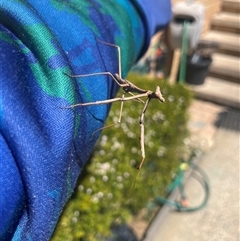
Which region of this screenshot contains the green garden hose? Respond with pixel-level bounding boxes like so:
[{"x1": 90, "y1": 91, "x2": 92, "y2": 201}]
[
  {"x1": 179, "y1": 20, "x2": 189, "y2": 84},
  {"x1": 155, "y1": 163, "x2": 210, "y2": 212},
  {"x1": 147, "y1": 153, "x2": 210, "y2": 212}
]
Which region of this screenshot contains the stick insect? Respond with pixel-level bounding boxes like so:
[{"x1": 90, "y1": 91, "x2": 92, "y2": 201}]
[{"x1": 63, "y1": 40, "x2": 165, "y2": 183}]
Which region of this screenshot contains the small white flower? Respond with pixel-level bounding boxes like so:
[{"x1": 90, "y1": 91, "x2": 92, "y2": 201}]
[
  {"x1": 102, "y1": 175, "x2": 109, "y2": 182},
  {"x1": 131, "y1": 147, "x2": 138, "y2": 153},
  {"x1": 113, "y1": 116, "x2": 119, "y2": 123},
  {"x1": 168, "y1": 95, "x2": 175, "y2": 102},
  {"x1": 101, "y1": 162, "x2": 111, "y2": 171},
  {"x1": 90, "y1": 177, "x2": 95, "y2": 183},
  {"x1": 123, "y1": 172, "x2": 130, "y2": 178},
  {"x1": 91, "y1": 196, "x2": 99, "y2": 203},
  {"x1": 71, "y1": 217, "x2": 78, "y2": 223},
  {"x1": 86, "y1": 188, "x2": 92, "y2": 195},
  {"x1": 74, "y1": 211, "x2": 80, "y2": 217},
  {"x1": 116, "y1": 176, "x2": 123, "y2": 182},
  {"x1": 178, "y1": 97, "x2": 185, "y2": 103},
  {"x1": 101, "y1": 135, "x2": 108, "y2": 142},
  {"x1": 112, "y1": 159, "x2": 118, "y2": 165},
  {"x1": 78, "y1": 185, "x2": 84, "y2": 191},
  {"x1": 127, "y1": 132, "x2": 136, "y2": 138},
  {"x1": 148, "y1": 141, "x2": 154, "y2": 148},
  {"x1": 183, "y1": 138, "x2": 191, "y2": 145},
  {"x1": 97, "y1": 192, "x2": 104, "y2": 198},
  {"x1": 157, "y1": 147, "x2": 166, "y2": 157},
  {"x1": 107, "y1": 193, "x2": 113, "y2": 199},
  {"x1": 111, "y1": 141, "x2": 122, "y2": 151},
  {"x1": 126, "y1": 116, "x2": 133, "y2": 123}
]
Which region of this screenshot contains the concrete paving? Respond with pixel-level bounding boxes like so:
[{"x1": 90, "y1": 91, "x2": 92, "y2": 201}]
[
  {"x1": 143, "y1": 100, "x2": 240, "y2": 241},
  {"x1": 191, "y1": 77, "x2": 240, "y2": 109}
]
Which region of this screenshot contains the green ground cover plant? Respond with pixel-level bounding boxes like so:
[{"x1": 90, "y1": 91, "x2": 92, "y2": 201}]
[{"x1": 51, "y1": 73, "x2": 193, "y2": 241}]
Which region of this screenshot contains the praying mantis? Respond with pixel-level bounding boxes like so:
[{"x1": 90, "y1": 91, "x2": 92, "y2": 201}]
[{"x1": 63, "y1": 40, "x2": 165, "y2": 181}]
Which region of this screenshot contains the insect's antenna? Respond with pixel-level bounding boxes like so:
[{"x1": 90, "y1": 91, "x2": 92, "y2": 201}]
[
  {"x1": 161, "y1": 78, "x2": 167, "y2": 90},
  {"x1": 97, "y1": 39, "x2": 122, "y2": 79}
]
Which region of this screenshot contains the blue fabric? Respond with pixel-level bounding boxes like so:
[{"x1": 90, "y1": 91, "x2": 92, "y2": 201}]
[
  {"x1": 133, "y1": 0, "x2": 172, "y2": 54},
  {"x1": 0, "y1": 0, "x2": 171, "y2": 240}
]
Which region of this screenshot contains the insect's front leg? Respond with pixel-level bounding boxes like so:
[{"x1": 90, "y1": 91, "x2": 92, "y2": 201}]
[
  {"x1": 138, "y1": 98, "x2": 151, "y2": 170},
  {"x1": 133, "y1": 98, "x2": 151, "y2": 186},
  {"x1": 138, "y1": 123, "x2": 145, "y2": 170}
]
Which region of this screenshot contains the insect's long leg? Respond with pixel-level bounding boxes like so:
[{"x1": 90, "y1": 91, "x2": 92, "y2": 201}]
[
  {"x1": 61, "y1": 92, "x2": 150, "y2": 109},
  {"x1": 65, "y1": 72, "x2": 146, "y2": 104},
  {"x1": 138, "y1": 97, "x2": 151, "y2": 169},
  {"x1": 64, "y1": 72, "x2": 128, "y2": 88},
  {"x1": 97, "y1": 39, "x2": 122, "y2": 79},
  {"x1": 133, "y1": 97, "x2": 151, "y2": 186},
  {"x1": 90, "y1": 94, "x2": 125, "y2": 139},
  {"x1": 128, "y1": 92, "x2": 145, "y2": 104}
]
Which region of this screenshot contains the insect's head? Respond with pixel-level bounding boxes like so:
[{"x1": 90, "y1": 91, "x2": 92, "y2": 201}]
[{"x1": 155, "y1": 86, "x2": 165, "y2": 103}]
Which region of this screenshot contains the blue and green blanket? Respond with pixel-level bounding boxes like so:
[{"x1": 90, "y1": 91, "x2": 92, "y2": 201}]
[{"x1": 0, "y1": 1, "x2": 171, "y2": 240}]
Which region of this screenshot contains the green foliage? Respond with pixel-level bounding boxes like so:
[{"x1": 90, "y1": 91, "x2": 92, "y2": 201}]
[{"x1": 51, "y1": 73, "x2": 193, "y2": 241}]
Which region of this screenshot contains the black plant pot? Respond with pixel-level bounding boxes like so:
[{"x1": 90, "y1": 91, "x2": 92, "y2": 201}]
[{"x1": 185, "y1": 55, "x2": 212, "y2": 85}]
